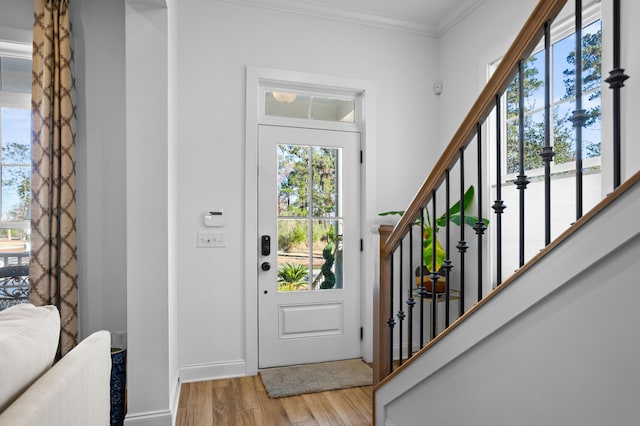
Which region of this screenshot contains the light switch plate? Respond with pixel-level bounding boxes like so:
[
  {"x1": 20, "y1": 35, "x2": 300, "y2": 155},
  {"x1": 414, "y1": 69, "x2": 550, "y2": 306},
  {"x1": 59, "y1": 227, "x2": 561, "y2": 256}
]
[{"x1": 197, "y1": 232, "x2": 225, "y2": 248}]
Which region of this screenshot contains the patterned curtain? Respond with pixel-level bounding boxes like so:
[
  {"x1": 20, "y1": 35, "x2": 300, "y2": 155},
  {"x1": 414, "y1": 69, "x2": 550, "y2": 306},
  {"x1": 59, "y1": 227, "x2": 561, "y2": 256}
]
[{"x1": 30, "y1": 0, "x2": 78, "y2": 356}]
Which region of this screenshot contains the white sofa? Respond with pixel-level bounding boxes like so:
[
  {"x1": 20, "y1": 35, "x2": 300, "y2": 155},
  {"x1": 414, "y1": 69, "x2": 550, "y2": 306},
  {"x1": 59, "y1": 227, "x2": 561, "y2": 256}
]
[{"x1": 0, "y1": 304, "x2": 111, "y2": 426}]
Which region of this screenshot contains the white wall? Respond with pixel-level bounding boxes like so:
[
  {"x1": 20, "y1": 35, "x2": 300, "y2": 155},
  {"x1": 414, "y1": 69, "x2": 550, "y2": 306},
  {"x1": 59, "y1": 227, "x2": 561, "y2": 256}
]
[
  {"x1": 0, "y1": 1, "x2": 32, "y2": 37},
  {"x1": 436, "y1": 0, "x2": 538, "y2": 149},
  {"x1": 175, "y1": 0, "x2": 438, "y2": 379},
  {"x1": 124, "y1": 0, "x2": 177, "y2": 423},
  {"x1": 71, "y1": 0, "x2": 128, "y2": 341}
]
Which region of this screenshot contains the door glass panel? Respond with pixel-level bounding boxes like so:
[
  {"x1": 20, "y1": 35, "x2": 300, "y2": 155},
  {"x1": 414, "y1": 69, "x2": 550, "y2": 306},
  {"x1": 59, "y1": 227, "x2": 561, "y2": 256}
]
[
  {"x1": 311, "y1": 220, "x2": 342, "y2": 290},
  {"x1": 277, "y1": 144, "x2": 309, "y2": 217},
  {"x1": 277, "y1": 219, "x2": 310, "y2": 292},
  {"x1": 276, "y1": 144, "x2": 344, "y2": 292},
  {"x1": 312, "y1": 146, "x2": 340, "y2": 217}
]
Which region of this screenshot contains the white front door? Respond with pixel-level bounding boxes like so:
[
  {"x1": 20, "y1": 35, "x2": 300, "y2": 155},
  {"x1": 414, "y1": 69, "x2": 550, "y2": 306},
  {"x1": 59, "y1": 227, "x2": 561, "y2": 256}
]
[{"x1": 258, "y1": 125, "x2": 361, "y2": 368}]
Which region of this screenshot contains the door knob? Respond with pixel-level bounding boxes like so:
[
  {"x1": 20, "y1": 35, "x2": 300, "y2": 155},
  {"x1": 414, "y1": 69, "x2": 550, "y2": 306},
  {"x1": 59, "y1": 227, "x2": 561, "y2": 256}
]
[{"x1": 261, "y1": 262, "x2": 271, "y2": 271}]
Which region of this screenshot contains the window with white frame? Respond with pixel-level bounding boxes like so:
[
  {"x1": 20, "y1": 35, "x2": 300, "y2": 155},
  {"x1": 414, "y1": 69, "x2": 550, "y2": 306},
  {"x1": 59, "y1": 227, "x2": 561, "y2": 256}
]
[
  {"x1": 489, "y1": 6, "x2": 602, "y2": 280},
  {"x1": 498, "y1": 9, "x2": 602, "y2": 181},
  {"x1": 0, "y1": 42, "x2": 31, "y2": 271}
]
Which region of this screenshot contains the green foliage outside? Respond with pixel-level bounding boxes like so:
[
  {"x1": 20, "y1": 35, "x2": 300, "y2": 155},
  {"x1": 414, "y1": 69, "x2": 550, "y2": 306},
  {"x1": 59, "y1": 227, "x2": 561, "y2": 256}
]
[
  {"x1": 277, "y1": 220, "x2": 337, "y2": 253},
  {"x1": 312, "y1": 227, "x2": 341, "y2": 290},
  {"x1": 277, "y1": 145, "x2": 337, "y2": 218},
  {"x1": 277, "y1": 262, "x2": 309, "y2": 291},
  {"x1": 276, "y1": 144, "x2": 342, "y2": 291}
]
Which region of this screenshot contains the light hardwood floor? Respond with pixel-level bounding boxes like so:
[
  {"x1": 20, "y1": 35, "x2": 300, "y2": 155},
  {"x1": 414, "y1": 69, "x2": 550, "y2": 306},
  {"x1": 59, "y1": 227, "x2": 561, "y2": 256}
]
[{"x1": 176, "y1": 375, "x2": 372, "y2": 425}]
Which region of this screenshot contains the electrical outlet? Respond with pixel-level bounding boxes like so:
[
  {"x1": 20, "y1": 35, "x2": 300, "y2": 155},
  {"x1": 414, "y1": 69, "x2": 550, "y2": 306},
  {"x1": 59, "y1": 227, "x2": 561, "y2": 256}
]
[{"x1": 197, "y1": 232, "x2": 225, "y2": 248}]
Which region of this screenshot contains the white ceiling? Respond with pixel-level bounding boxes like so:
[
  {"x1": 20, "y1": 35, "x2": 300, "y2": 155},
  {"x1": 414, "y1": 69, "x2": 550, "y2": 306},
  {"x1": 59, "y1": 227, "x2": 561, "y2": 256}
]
[{"x1": 223, "y1": 0, "x2": 487, "y2": 37}]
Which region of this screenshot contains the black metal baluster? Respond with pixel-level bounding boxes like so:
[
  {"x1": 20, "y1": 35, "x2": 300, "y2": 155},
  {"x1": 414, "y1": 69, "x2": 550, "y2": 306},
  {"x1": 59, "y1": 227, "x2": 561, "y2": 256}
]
[
  {"x1": 605, "y1": 0, "x2": 629, "y2": 189},
  {"x1": 388, "y1": 253, "x2": 395, "y2": 373},
  {"x1": 541, "y1": 20, "x2": 555, "y2": 246},
  {"x1": 430, "y1": 191, "x2": 439, "y2": 340},
  {"x1": 443, "y1": 170, "x2": 453, "y2": 327},
  {"x1": 570, "y1": 0, "x2": 588, "y2": 220},
  {"x1": 419, "y1": 209, "x2": 426, "y2": 348},
  {"x1": 457, "y1": 150, "x2": 468, "y2": 316},
  {"x1": 474, "y1": 124, "x2": 487, "y2": 302},
  {"x1": 407, "y1": 226, "x2": 415, "y2": 358},
  {"x1": 515, "y1": 60, "x2": 530, "y2": 267},
  {"x1": 397, "y1": 241, "x2": 405, "y2": 366},
  {"x1": 492, "y1": 94, "x2": 506, "y2": 285}
]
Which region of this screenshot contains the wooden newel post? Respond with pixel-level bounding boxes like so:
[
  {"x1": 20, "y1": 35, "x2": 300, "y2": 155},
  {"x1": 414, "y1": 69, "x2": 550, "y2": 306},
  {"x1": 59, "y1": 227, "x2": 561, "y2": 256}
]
[{"x1": 374, "y1": 225, "x2": 394, "y2": 385}]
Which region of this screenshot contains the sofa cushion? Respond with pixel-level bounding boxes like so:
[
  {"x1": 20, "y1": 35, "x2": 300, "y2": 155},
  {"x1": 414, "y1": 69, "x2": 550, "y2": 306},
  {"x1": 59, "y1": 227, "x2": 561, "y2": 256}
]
[
  {"x1": 0, "y1": 330, "x2": 111, "y2": 426},
  {"x1": 0, "y1": 304, "x2": 60, "y2": 412}
]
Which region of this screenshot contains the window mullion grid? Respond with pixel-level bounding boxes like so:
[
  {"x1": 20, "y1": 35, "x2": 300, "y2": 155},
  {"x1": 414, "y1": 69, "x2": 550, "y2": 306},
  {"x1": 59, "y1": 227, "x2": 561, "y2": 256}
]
[{"x1": 307, "y1": 147, "x2": 314, "y2": 290}]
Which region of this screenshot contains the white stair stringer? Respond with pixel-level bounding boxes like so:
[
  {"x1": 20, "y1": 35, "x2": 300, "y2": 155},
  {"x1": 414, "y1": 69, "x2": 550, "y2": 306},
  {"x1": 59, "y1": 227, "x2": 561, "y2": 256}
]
[{"x1": 375, "y1": 179, "x2": 640, "y2": 426}]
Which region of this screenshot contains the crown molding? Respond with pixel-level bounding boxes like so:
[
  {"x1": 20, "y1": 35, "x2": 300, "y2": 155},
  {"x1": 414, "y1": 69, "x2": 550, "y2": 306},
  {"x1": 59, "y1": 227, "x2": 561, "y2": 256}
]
[
  {"x1": 221, "y1": 0, "x2": 432, "y2": 37},
  {"x1": 221, "y1": 0, "x2": 486, "y2": 37}
]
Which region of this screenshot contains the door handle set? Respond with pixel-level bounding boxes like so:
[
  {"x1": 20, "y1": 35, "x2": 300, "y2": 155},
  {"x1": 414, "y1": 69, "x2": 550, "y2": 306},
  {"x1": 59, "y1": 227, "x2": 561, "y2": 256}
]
[{"x1": 260, "y1": 235, "x2": 271, "y2": 275}]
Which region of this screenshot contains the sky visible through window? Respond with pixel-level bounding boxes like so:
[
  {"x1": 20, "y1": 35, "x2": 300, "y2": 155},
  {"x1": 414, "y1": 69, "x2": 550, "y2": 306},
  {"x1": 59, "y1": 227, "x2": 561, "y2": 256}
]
[{"x1": 1, "y1": 107, "x2": 30, "y2": 221}]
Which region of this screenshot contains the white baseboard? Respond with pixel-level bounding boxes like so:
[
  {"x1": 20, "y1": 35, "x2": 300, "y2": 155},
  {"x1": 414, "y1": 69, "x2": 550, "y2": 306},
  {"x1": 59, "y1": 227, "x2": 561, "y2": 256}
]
[
  {"x1": 124, "y1": 409, "x2": 172, "y2": 426},
  {"x1": 179, "y1": 359, "x2": 246, "y2": 383}
]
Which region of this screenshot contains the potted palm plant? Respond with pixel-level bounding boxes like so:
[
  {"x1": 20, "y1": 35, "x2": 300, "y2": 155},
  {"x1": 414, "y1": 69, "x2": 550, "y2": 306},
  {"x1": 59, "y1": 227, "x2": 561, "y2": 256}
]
[{"x1": 379, "y1": 186, "x2": 488, "y2": 294}]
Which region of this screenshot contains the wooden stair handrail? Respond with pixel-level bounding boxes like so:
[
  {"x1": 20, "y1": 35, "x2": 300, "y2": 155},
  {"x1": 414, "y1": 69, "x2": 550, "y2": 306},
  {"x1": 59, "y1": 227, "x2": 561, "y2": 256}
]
[{"x1": 381, "y1": 0, "x2": 568, "y2": 258}]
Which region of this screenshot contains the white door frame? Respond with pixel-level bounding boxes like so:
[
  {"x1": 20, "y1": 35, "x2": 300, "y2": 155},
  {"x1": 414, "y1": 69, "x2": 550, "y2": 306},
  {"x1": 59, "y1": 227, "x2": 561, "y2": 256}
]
[{"x1": 244, "y1": 66, "x2": 377, "y2": 375}]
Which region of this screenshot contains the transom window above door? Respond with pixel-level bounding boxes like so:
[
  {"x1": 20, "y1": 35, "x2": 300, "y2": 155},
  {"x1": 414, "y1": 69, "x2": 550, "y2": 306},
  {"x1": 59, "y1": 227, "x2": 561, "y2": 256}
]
[
  {"x1": 260, "y1": 84, "x2": 361, "y2": 131},
  {"x1": 265, "y1": 91, "x2": 355, "y2": 123}
]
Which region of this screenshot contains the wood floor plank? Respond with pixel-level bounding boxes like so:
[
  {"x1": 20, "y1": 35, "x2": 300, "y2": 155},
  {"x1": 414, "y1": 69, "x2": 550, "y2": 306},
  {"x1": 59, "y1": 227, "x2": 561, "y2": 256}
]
[
  {"x1": 254, "y1": 377, "x2": 293, "y2": 426},
  {"x1": 325, "y1": 387, "x2": 372, "y2": 425},
  {"x1": 302, "y1": 391, "x2": 347, "y2": 425},
  {"x1": 280, "y1": 394, "x2": 315, "y2": 423},
  {"x1": 176, "y1": 382, "x2": 191, "y2": 425},
  {"x1": 187, "y1": 381, "x2": 214, "y2": 426},
  {"x1": 212, "y1": 383, "x2": 235, "y2": 424},
  {"x1": 234, "y1": 375, "x2": 260, "y2": 412},
  {"x1": 177, "y1": 375, "x2": 372, "y2": 426}
]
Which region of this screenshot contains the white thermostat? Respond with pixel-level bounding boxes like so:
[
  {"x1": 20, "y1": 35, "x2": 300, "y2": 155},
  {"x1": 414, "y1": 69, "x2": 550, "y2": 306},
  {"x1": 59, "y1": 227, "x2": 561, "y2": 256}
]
[{"x1": 204, "y1": 210, "x2": 225, "y2": 227}]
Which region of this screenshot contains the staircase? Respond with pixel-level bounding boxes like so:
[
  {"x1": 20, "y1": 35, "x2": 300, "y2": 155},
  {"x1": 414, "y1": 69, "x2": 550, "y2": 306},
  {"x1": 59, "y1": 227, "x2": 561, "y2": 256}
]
[{"x1": 373, "y1": 0, "x2": 638, "y2": 424}]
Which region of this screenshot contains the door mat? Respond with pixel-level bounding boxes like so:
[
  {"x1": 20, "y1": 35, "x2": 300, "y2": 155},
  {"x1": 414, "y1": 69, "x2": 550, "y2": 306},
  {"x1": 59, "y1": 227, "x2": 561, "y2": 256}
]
[{"x1": 259, "y1": 359, "x2": 372, "y2": 398}]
